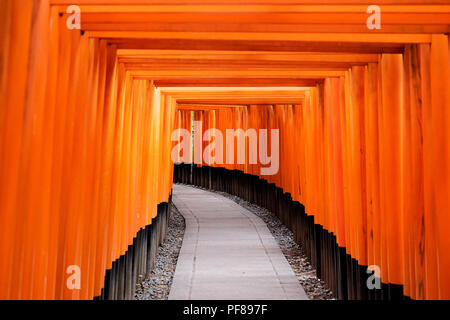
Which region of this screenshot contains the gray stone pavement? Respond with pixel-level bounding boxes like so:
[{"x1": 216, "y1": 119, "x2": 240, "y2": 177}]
[{"x1": 168, "y1": 184, "x2": 308, "y2": 300}]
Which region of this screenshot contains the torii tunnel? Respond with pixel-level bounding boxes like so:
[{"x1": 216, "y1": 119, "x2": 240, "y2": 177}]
[{"x1": 0, "y1": 0, "x2": 449, "y2": 301}]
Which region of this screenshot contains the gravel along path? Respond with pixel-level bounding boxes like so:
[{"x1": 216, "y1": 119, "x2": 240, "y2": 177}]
[
  {"x1": 135, "y1": 202, "x2": 185, "y2": 300},
  {"x1": 212, "y1": 189, "x2": 335, "y2": 300}
]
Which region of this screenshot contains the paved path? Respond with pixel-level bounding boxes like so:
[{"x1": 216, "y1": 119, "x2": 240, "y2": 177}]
[{"x1": 168, "y1": 184, "x2": 308, "y2": 300}]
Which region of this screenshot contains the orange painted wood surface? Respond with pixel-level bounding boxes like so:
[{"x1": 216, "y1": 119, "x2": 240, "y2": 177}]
[{"x1": 1, "y1": 0, "x2": 449, "y2": 300}]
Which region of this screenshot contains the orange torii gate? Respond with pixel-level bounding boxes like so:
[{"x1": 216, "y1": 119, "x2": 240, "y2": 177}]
[{"x1": 0, "y1": 0, "x2": 449, "y2": 300}]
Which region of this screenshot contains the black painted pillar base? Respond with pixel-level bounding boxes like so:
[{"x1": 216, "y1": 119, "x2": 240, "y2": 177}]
[
  {"x1": 95, "y1": 195, "x2": 172, "y2": 300},
  {"x1": 173, "y1": 163, "x2": 411, "y2": 301}
]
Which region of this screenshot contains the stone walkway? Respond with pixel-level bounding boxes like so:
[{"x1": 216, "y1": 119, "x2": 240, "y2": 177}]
[{"x1": 168, "y1": 184, "x2": 308, "y2": 300}]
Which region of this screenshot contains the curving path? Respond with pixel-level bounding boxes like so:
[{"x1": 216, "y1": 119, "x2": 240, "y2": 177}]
[{"x1": 168, "y1": 184, "x2": 308, "y2": 300}]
